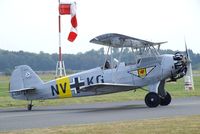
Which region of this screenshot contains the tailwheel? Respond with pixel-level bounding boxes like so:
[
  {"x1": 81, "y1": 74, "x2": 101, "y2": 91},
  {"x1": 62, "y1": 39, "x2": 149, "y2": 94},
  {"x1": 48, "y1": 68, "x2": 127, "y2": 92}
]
[
  {"x1": 160, "y1": 92, "x2": 171, "y2": 106},
  {"x1": 145, "y1": 92, "x2": 160, "y2": 108},
  {"x1": 27, "y1": 100, "x2": 33, "y2": 111}
]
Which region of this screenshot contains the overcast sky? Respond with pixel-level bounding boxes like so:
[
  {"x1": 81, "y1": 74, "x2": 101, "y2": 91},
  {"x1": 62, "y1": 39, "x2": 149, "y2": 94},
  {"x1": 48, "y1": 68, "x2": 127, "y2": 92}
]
[{"x1": 0, "y1": 0, "x2": 199, "y2": 54}]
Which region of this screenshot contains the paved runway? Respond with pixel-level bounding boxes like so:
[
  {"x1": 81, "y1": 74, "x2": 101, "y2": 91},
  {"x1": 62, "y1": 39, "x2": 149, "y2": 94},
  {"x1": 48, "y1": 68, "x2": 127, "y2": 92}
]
[{"x1": 1, "y1": 97, "x2": 200, "y2": 131}]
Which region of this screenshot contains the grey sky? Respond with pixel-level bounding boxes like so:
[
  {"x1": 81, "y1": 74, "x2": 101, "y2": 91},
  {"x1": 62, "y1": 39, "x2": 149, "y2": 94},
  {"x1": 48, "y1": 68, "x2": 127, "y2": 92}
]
[{"x1": 0, "y1": 0, "x2": 199, "y2": 54}]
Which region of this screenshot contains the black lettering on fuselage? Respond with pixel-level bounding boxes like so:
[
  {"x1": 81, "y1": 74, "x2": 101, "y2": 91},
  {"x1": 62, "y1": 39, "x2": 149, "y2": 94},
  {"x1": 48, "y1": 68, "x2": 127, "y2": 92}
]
[
  {"x1": 51, "y1": 83, "x2": 67, "y2": 96},
  {"x1": 87, "y1": 77, "x2": 94, "y2": 85},
  {"x1": 59, "y1": 83, "x2": 67, "y2": 93},
  {"x1": 86, "y1": 75, "x2": 104, "y2": 86},
  {"x1": 51, "y1": 85, "x2": 59, "y2": 96},
  {"x1": 96, "y1": 75, "x2": 104, "y2": 83}
]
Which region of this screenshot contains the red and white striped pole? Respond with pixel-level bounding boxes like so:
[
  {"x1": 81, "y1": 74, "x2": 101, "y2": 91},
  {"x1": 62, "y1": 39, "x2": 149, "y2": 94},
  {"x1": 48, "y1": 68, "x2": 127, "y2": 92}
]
[
  {"x1": 58, "y1": 14, "x2": 62, "y2": 62},
  {"x1": 58, "y1": 0, "x2": 62, "y2": 62},
  {"x1": 56, "y1": 0, "x2": 66, "y2": 77}
]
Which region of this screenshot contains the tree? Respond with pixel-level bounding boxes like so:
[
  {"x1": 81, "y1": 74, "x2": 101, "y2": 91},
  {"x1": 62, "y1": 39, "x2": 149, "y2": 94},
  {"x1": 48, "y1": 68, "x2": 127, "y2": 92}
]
[{"x1": 0, "y1": 48, "x2": 200, "y2": 72}]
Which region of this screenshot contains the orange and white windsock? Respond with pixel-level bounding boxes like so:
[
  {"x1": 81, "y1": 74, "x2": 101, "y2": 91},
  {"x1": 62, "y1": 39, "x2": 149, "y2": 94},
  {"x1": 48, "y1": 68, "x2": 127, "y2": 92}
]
[{"x1": 59, "y1": 2, "x2": 78, "y2": 42}]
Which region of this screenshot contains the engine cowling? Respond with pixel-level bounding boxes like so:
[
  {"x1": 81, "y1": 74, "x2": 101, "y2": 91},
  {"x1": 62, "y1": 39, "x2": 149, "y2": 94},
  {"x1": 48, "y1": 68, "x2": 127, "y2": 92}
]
[{"x1": 171, "y1": 52, "x2": 187, "y2": 80}]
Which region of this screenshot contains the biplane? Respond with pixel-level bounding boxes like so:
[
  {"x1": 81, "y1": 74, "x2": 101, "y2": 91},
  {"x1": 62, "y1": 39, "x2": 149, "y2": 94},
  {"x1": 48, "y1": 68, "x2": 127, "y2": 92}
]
[{"x1": 9, "y1": 33, "x2": 189, "y2": 110}]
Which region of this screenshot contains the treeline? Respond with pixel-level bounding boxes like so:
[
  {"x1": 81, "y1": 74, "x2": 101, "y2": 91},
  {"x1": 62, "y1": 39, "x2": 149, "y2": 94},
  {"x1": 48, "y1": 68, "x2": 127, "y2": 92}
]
[
  {"x1": 0, "y1": 48, "x2": 200, "y2": 73},
  {"x1": 0, "y1": 48, "x2": 105, "y2": 72}
]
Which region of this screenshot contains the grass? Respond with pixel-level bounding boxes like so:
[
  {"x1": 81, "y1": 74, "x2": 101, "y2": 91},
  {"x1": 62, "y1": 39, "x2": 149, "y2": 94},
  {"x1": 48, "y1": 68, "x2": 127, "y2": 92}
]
[
  {"x1": 166, "y1": 77, "x2": 200, "y2": 97},
  {"x1": 0, "y1": 74, "x2": 200, "y2": 108},
  {"x1": 2, "y1": 115, "x2": 200, "y2": 134}
]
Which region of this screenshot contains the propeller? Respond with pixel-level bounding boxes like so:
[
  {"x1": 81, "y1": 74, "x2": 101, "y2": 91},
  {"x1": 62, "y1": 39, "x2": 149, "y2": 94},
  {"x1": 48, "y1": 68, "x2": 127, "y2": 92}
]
[
  {"x1": 167, "y1": 39, "x2": 194, "y2": 90},
  {"x1": 184, "y1": 39, "x2": 194, "y2": 90},
  {"x1": 169, "y1": 40, "x2": 191, "y2": 83}
]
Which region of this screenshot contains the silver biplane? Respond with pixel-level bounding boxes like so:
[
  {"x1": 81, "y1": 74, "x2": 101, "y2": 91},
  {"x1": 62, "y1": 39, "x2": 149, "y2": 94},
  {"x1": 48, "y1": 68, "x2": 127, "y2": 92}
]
[{"x1": 9, "y1": 33, "x2": 189, "y2": 110}]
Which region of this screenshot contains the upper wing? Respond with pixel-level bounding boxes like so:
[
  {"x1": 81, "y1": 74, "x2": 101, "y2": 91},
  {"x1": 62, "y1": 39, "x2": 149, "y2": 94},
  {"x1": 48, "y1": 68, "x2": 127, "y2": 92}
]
[
  {"x1": 90, "y1": 33, "x2": 167, "y2": 49},
  {"x1": 80, "y1": 83, "x2": 139, "y2": 95}
]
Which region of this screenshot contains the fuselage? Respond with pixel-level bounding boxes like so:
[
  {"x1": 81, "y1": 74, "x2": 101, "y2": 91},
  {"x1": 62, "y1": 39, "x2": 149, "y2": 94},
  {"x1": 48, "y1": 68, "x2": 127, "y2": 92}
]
[{"x1": 11, "y1": 54, "x2": 177, "y2": 100}]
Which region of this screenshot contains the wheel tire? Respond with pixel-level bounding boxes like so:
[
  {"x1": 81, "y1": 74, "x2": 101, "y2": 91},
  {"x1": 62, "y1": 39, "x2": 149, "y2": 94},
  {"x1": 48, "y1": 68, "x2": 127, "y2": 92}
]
[
  {"x1": 145, "y1": 92, "x2": 160, "y2": 108},
  {"x1": 160, "y1": 92, "x2": 171, "y2": 106},
  {"x1": 28, "y1": 104, "x2": 32, "y2": 111}
]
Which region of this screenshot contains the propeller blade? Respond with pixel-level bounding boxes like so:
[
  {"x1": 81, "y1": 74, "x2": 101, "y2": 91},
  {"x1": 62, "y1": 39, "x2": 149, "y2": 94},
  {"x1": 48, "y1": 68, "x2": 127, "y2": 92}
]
[
  {"x1": 184, "y1": 39, "x2": 194, "y2": 90},
  {"x1": 184, "y1": 63, "x2": 194, "y2": 90},
  {"x1": 185, "y1": 38, "x2": 189, "y2": 59}
]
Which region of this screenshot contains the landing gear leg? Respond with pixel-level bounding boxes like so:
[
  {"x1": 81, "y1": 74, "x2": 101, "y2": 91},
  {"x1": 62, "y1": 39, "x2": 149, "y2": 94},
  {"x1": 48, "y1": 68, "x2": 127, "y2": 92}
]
[
  {"x1": 27, "y1": 100, "x2": 33, "y2": 111},
  {"x1": 145, "y1": 92, "x2": 160, "y2": 108}
]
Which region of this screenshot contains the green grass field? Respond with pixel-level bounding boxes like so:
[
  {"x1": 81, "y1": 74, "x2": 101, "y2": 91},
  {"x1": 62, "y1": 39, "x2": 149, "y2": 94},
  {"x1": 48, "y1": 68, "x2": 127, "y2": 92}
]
[{"x1": 0, "y1": 74, "x2": 200, "y2": 108}]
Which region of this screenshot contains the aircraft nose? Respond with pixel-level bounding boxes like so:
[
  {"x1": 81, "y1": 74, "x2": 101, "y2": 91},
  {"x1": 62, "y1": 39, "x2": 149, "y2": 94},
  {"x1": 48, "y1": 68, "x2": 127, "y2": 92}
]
[{"x1": 172, "y1": 52, "x2": 188, "y2": 79}]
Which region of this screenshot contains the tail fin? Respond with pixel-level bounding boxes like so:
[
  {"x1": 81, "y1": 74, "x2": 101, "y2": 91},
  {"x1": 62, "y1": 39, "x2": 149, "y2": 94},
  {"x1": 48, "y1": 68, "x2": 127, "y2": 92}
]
[{"x1": 10, "y1": 65, "x2": 43, "y2": 92}]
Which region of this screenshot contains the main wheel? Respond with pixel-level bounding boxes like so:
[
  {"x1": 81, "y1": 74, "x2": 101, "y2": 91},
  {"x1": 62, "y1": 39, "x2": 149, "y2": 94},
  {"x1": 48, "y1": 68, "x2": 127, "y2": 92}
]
[
  {"x1": 145, "y1": 92, "x2": 160, "y2": 108},
  {"x1": 160, "y1": 92, "x2": 171, "y2": 106},
  {"x1": 27, "y1": 104, "x2": 32, "y2": 111},
  {"x1": 27, "y1": 100, "x2": 33, "y2": 111}
]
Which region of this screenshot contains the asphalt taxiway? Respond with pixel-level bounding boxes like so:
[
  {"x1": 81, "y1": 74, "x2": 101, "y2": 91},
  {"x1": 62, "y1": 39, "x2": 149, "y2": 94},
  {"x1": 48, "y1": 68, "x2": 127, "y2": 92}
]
[{"x1": 1, "y1": 97, "x2": 200, "y2": 131}]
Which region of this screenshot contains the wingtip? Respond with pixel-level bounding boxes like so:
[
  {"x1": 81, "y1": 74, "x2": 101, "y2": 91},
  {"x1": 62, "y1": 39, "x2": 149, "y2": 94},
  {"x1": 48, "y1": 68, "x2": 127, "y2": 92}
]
[
  {"x1": 160, "y1": 41, "x2": 168, "y2": 44},
  {"x1": 89, "y1": 37, "x2": 99, "y2": 43}
]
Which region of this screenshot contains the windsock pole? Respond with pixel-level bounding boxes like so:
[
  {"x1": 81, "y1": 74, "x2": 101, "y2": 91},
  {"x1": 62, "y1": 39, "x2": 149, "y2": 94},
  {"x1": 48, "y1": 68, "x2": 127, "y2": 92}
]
[
  {"x1": 56, "y1": 0, "x2": 66, "y2": 77},
  {"x1": 58, "y1": 15, "x2": 62, "y2": 62}
]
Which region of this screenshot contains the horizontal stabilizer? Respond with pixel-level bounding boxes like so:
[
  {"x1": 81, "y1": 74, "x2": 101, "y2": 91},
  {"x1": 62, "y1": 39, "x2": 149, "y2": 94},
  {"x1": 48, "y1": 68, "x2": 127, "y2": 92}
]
[{"x1": 10, "y1": 88, "x2": 36, "y2": 93}]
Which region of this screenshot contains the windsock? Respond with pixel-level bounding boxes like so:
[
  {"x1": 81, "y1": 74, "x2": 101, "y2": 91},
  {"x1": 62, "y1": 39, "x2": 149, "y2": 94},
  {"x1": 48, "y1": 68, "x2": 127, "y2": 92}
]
[{"x1": 59, "y1": 2, "x2": 78, "y2": 42}]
